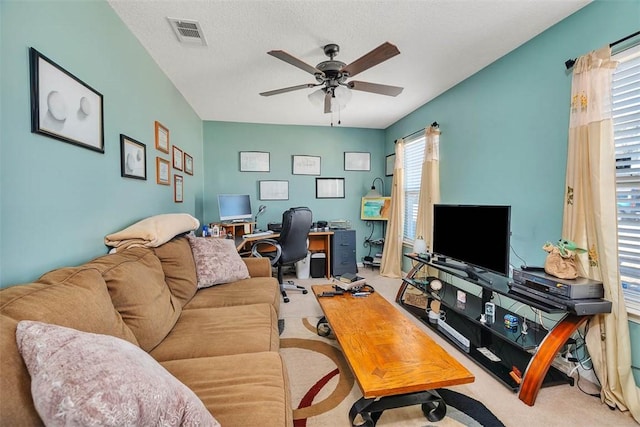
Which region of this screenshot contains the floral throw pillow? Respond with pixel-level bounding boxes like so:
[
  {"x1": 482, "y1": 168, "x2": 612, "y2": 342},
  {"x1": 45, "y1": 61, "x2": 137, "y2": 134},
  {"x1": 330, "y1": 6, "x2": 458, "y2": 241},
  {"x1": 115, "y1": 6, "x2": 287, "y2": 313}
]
[
  {"x1": 187, "y1": 235, "x2": 250, "y2": 288},
  {"x1": 16, "y1": 320, "x2": 219, "y2": 427}
]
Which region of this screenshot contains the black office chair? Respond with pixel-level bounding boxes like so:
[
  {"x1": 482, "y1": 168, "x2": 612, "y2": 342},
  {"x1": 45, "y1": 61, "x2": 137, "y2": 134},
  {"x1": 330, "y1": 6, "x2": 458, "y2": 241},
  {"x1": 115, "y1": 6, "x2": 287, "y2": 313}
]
[{"x1": 251, "y1": 207, "x2": 312, "y2": 303}]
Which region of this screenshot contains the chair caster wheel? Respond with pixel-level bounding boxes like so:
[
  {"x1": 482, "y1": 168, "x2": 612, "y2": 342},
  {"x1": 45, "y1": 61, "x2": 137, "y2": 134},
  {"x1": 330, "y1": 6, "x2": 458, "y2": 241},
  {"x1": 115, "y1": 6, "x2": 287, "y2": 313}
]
[
  {"x1": 284, "y1": 297, "x2": 290, "y2": 303},
  {"x1": 302, "y1": 290, "x2": 308, "y2": 294}
]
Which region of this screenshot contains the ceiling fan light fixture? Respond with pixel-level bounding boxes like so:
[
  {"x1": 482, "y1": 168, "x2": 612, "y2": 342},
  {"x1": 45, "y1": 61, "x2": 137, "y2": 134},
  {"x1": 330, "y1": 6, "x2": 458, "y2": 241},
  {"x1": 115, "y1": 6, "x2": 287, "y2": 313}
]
[
  {"x1": 333, "y1": 85, "x2": 352, "y2": 107},
  {"x1": 308, "y1": 88, "x2": 325, "y2": 107}
]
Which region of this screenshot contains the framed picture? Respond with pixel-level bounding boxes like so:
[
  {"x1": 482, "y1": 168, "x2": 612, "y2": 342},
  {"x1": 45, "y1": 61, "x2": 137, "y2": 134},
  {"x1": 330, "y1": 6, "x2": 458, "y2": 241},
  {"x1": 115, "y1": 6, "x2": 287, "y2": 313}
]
[
  {"x1": 292, "y1": 155, "x2": 321, "y2": 175},
  {"x1": 386, "y1": 154, "x2": 396, "y2": 176},
  {"x1": 240, "y1": 151, "x2": 270, "y2": 172},
  {"x1": 361, "y1": 197, "x2": 391, "y2": 220},
  {"x1": 172, "y1": 146, "x2": 183, "y2": 171},
  {"x1": 184, "y1": 152, "x2": 193, "y2": 175},
  {"x1": 316, "y1": 178, "x2": 345, "y2": 199},
  {"x1": 344, "y1": 152, "x2": 370, "y2": 171},
  {"x1": 259, "y1": 180, "x2": 289, "y2": 200},
  {"x1": 174, "y1": 174, "x2": 183, "y2": 203},
  {"x1": 120, "y1": 134, "x2": 146, "y2": 180},
  {"x1": 29, "y1": 47, "x2": 104, "y2": 153},
  {"x1": 156, "y1": 157, "x2": 170, "y2": 185},
  {"x1": 155, "y1": 121, "x2": 169, "y2": 153}
]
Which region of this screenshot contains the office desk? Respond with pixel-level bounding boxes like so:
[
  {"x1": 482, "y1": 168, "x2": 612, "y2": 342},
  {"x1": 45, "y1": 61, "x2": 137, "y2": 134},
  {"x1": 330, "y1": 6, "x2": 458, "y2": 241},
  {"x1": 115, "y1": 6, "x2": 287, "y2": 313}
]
[{"x1": 237, "y1": 231, "x2": 334, "y2": 279}]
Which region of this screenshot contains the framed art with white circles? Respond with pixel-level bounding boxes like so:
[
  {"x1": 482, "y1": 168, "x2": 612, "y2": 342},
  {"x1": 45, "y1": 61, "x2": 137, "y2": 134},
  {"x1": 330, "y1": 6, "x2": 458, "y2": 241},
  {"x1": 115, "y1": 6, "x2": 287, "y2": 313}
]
[{"x1": 29, "y1": 47, "x2": 104, "y2": 153}]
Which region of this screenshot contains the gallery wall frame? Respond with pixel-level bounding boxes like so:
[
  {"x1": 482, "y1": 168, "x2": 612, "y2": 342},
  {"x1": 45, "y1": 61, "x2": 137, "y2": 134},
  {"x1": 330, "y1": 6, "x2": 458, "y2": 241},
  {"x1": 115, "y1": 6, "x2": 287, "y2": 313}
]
[
  {"x1": 120, "y1": 134, "x2": 146, "y2": 180},
  {"x1": 155, "y1": 121, "x2": 169, "y2": 153},
  {"x1": 259, "y1": 180, "x2": 289, "y2": 200},
  {"x1": 386, "y1": 154, "x2": 395, "y2": 176},
  {"x1": 174, "y1": 175, "x2": 183, "y2": 203},
  {"x1": 184, "y1": 152, "x2": 193, "y2": 175},
  {"x1": 292, "y1": 155, "x2": 321, "y2": 175},
  {"x1": 29, "y1": 47, "x2": 104, "y2": 153},
  {"x1": 344, "y1": 151, "x2": 370, "y2": 171},
  {"x1": 361, "y1": 197, "x2": 391, "y2": 220},
  {"x1": 240, "y1": 151, "x2": 270, "y2": 172},
  {"x1": 156, "y1": 157, "x2": 170, "y2": 185},
  {"x1": 172, "y1": 146, "x2": 183, "y2": 171},
  {"x1": 316, "y1": 177, "x2": 345, "y2": 199}
]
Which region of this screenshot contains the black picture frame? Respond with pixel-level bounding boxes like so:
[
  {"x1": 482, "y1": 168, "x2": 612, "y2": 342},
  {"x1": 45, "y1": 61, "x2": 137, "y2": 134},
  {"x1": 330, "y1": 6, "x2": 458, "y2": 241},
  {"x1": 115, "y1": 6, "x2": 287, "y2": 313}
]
[
  {"x1": 316, "y1": 177, "x2": 345, "y2": 199},
  {"x1": 29, "y1": 47, "x2": 104, "y2": 153},
  {"x1": 120, "y1": 134, "x2": 147, "y2": 180},
  {"x1": 386, "y1": 154, "x2": 395, "y2": 176}
]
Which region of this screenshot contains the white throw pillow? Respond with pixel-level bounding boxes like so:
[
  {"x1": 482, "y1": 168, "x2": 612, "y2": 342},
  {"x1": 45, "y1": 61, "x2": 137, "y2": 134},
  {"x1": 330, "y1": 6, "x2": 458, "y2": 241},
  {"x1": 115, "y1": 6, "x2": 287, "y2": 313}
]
[
  {"x1": 187, "y1": 235, "x2": 250, "y2": 288},
  {"x1": 16, "y1": 320, "x2": 220, "y2": 427}
]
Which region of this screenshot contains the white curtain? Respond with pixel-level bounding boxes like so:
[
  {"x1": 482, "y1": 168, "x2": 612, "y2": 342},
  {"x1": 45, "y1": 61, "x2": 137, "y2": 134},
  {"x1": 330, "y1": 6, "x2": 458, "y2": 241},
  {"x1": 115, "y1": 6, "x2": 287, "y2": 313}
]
[
  {"x1": 563, "y1": 45, "x2": 640, "y2": 422},
  {"x1": 415, "y1": 125, "x2": 441, "y2": 251},
  {"x1": 380, "y1": 140, "x2": 405, "y2": 278}
]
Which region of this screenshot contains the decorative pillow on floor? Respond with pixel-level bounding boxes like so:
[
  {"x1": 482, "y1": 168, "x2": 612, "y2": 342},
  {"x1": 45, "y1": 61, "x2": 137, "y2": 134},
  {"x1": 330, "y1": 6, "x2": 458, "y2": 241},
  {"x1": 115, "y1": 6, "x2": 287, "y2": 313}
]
[
  {"x1": 16, "y1": 320, "x2": 220, "y2": 427},
  {"x1": 187, "y1": 235, "x2": 250, "y2": 288}
]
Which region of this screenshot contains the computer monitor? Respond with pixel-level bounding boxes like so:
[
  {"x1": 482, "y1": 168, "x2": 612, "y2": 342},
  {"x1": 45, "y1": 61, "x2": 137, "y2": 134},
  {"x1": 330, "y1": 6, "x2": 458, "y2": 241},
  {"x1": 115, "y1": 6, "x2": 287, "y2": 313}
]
[{"x1": 217, "y1": 194, "x2": 252, "y2": 222}]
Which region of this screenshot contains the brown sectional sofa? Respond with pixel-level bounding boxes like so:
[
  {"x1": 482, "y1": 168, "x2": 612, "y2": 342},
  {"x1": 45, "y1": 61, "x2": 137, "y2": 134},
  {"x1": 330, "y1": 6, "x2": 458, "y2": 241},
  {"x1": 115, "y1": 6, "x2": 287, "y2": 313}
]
[{"x1": 0, "y1": 235, "x2": 293, "y2": 426}]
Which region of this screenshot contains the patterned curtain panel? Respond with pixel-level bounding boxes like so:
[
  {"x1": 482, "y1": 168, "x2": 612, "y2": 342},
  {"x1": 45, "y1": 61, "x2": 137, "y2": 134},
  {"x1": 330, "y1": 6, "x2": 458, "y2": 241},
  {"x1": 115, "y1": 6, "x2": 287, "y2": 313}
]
[
  {"x1": 563, "y1": 45, "x2": 640, "y2": 421},
  {"x1": 380, "y1": 140, "x2": 405, "y2": 278}
]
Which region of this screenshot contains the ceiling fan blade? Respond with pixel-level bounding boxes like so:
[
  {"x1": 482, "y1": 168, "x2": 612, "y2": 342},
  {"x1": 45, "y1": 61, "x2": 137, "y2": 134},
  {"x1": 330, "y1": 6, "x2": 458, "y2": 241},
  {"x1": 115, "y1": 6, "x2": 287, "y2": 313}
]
[
  {"x1": 324, "y1": 91, "x2": 332, "y2": 114},
  {"x1": 260, "y1": 83, "x2": 317, "y2": 97},
  {"x1": 267, "y1": 50, "x2": 324, "y2": 76},
  {"x1": 348, "y1": 81, "x2": 403, "y2": 96},
  {"x1": 341, "y1": 42, "x2": 400, "y2": 78}
]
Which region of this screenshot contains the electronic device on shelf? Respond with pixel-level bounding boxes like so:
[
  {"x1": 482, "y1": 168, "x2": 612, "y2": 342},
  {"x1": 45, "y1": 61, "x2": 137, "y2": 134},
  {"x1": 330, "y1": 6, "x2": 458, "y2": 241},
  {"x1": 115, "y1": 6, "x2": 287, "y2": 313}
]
[
  {"x1": 267, "y1": 222, "x2": 282, "y2": 232},
  {"x1": 218, "y1": 194, "x2": 253, "y2": 222},
  {"x1": 512, "y1": 269, "x2": 604, "y2": 299},
  {"x1": 431, "y1": 204, "x2": 511, "y2": 281},
  {"x1": 484, "y1": 302, "x2": 496, "y2": 323}
]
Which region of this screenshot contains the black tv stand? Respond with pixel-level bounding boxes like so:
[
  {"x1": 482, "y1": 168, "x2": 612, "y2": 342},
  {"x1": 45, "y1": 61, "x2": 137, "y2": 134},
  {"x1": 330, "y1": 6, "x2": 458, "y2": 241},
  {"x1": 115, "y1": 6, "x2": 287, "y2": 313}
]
[
  {"x1": 396, "y1": 253, "x2": 611, "y2": 406},
  {"x1": 431, "y1": 258, "x2": 493, "y2": 285}
]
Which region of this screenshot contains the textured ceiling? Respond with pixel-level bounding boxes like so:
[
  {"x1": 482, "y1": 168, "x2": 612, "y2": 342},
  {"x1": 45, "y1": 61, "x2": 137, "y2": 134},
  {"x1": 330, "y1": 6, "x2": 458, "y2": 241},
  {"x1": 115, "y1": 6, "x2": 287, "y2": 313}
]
[{"x1": 108, "y1": 0, "x2": 591, "y2": 129}]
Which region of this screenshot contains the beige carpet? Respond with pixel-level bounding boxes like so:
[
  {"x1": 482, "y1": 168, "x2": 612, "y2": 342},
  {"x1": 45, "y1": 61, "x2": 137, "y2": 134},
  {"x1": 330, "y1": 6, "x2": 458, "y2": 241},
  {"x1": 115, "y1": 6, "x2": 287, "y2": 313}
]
[{"x1": 278, "y1": 268, "x2": 639, "y2": 427}]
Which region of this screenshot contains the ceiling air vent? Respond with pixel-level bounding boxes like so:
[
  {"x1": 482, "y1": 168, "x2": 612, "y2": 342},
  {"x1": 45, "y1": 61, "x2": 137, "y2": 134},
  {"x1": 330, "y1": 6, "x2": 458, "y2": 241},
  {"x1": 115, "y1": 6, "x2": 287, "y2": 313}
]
[{"x1": 167, "y1": 18, "x2": 207, "y2": 46}]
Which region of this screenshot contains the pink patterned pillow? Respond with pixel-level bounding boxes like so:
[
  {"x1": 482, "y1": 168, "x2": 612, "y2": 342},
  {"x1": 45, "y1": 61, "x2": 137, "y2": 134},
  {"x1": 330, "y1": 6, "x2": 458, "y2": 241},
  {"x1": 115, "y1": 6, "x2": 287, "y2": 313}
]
[
  {"x1": 187, "y1": 235, "x2": 250, "y2": 288},
  {"x1": 16, "y1": 320, "x2": 219, "y2": 427}
]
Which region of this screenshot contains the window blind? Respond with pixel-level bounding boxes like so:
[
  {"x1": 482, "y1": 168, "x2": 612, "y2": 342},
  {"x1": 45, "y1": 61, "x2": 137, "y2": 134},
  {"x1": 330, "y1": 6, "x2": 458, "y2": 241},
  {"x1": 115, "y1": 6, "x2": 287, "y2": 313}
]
[
  {"x1": 613, "y1": 44, "x2": 640, "y2": 311},
  {"x1": 403, "y1": 136, "x2": 425, "y2": 242}
]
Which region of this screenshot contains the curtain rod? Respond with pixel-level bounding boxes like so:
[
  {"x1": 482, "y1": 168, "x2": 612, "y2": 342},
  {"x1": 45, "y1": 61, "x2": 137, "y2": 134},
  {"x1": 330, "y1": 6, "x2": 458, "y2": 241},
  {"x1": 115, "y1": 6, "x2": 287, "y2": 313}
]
[
  {"x1": 564, "y1": 30, "x2": 640, "y2": 70},
  {"x1": 394, "y1": 122, "x2": 439, "y2": 143}
]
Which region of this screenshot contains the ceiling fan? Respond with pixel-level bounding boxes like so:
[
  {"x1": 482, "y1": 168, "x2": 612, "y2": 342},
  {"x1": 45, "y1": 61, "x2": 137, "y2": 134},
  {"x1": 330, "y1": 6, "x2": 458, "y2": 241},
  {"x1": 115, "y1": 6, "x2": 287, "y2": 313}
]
[{"x1": 259, "y1": 42, "x2": 403, "y2": 114}]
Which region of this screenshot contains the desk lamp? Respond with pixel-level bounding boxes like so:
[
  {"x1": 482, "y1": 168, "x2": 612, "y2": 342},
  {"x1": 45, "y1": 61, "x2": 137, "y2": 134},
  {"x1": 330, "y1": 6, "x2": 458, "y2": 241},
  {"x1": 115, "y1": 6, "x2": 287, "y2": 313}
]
[
  {"x1": 255, "y1": 205, "x2": 267, "y2": 230},
  {"x1": 364, "y1": 177, "x2": 385, "y2": 198}
]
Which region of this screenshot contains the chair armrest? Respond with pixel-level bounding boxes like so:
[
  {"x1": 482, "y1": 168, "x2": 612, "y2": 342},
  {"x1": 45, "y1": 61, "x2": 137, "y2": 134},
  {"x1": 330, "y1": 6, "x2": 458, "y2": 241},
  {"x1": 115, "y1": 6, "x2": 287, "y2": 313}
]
[{"x1": 242, "y1": 257, "x2": 272, "y2": 277}]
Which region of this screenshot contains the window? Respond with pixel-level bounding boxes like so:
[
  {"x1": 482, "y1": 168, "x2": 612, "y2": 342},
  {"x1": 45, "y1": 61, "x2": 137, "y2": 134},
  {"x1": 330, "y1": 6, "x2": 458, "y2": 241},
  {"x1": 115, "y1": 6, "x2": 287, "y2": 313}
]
[
  {"x1": 402, "y1": 135, "x2": 425, "y2": 243},
  {"x1": 613, "y1": 44, "x2": 640, "y2": 315}
]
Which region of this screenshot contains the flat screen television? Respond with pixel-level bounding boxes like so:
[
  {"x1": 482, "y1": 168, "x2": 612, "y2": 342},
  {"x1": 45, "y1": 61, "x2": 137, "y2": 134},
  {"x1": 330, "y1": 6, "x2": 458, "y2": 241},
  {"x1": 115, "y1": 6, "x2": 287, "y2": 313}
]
[
  {"x1": 432, "y1": 204, "x2": 511, "y2": 278},
  {"x1": 217, "y1": 194, "x2": 252, "y2": 222}
]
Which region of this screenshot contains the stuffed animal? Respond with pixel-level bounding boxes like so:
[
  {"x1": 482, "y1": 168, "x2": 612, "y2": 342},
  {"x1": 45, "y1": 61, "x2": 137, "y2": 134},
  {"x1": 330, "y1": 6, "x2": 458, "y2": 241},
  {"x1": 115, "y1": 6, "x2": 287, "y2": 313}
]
[{"x1": 542, "y1": 239, "x2": 586, "y2": 279}]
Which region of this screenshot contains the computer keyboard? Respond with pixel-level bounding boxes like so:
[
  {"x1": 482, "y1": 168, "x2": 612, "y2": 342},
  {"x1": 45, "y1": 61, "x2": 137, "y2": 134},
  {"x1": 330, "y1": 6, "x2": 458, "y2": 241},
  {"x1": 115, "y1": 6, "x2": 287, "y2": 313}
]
[
  {"x1": 242, "y1": 230, "x2": 275, "y2": 239},
  {"x1": 437, "y1": 318, "x2": 471, "y2": 350}
]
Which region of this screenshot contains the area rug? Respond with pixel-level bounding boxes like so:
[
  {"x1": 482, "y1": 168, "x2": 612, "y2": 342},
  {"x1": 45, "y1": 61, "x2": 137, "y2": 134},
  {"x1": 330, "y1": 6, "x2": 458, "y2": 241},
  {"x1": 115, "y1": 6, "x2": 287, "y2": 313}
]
[{"x1": 280, "y1": 316, "x2": 505, "y2": 427}]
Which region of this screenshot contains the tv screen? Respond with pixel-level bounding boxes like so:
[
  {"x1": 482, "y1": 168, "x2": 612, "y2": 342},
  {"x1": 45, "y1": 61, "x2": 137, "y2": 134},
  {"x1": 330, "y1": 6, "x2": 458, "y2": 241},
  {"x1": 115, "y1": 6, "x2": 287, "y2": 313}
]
[
  {"x1": 218, "y1": 194, "x2": 252, "y2": 222},
  {"x1": 432, "y1": 204, "x2": 511, "y2": 276}
]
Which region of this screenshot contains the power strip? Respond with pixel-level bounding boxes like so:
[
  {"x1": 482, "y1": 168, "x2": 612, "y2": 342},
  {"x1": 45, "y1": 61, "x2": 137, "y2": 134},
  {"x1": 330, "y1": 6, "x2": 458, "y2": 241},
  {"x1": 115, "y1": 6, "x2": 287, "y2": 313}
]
[{"x1": 437, "y1": 318, "x2": 471, "y2": 349}]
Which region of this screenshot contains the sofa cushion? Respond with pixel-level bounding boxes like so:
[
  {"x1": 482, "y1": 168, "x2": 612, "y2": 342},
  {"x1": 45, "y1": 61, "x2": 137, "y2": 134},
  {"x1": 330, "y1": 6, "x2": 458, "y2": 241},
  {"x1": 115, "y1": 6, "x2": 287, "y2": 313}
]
[
  {"x1": 16, "y1": 320, "x2": 219, "y2": 427},
  {"x1": 184, "y1": 277, "x2": 280, "y2": 313},
  {"x1": 86, "y1": 247, "x2": 181, "y2": 351},
  {"x1": 187, "y1": 236, "x2": 250, "y2": 288},
  {"x1": 153, "y1": 236, "x2": 198, "y2": 307},
  {"x1": 0, "y1": 267, "x2": 138, "y2": 426},
  {"x1": 161, "y1": 352, "x2": 293, "y2": 427},
  {"x1": 150, "y1": 303, "x2": 279, "y2": 362}
]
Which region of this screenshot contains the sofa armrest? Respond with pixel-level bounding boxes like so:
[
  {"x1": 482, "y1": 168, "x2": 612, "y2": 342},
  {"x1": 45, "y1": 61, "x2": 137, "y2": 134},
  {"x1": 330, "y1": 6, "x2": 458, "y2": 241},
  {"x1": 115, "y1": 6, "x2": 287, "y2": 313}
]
[{"x1": 243, "y1": 257, "x2": 272, "y2": 277}]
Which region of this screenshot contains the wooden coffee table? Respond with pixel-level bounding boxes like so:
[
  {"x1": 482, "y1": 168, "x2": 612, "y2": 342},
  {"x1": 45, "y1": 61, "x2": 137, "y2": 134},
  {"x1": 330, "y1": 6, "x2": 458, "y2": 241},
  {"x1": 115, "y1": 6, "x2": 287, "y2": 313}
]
[{"x1": 312, "y1": 284, "x2": 474, "y2": 426}]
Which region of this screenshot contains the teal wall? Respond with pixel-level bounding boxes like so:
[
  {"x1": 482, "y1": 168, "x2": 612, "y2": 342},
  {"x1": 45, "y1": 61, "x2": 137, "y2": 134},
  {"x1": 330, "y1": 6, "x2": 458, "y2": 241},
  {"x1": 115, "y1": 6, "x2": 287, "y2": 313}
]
[
  {"x1": 385, "y1": 0, "x2": 640, "y2": 383},
  {"x1": 202, "y1": 121, "x2": 388, "y2": 262},
  {"x1": 0, "y1": 0, "x2": 203, "y2": 286}
]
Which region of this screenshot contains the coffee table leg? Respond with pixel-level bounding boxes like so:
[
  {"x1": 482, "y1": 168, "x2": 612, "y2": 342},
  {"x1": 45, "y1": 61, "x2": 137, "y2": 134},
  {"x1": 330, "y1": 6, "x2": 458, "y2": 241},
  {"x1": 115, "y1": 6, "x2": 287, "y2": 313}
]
[{"x1": 348, "y1": 390, "x2": 446, "y2": 426}]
